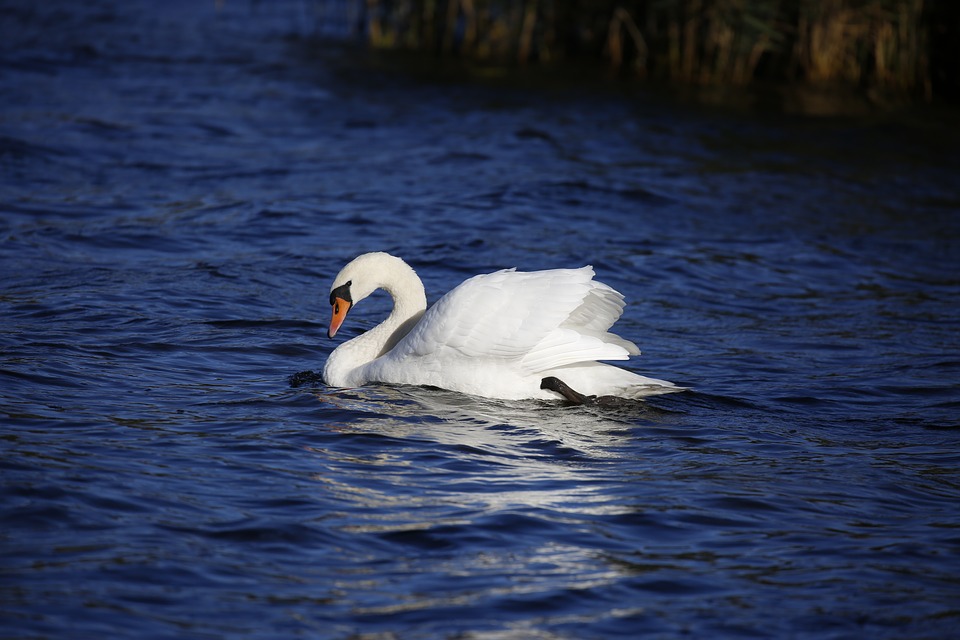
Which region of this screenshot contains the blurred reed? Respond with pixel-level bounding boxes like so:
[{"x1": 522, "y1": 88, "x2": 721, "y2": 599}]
[{"x1": 347, "y1": 0, "x2": 934, "y2": 99}]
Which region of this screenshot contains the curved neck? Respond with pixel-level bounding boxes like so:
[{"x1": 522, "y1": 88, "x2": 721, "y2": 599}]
[
  {"x1": 324, "y1": 254, "x2": 427, "y2": 387},
  {"x1": 373, "y1": 273, "x2": 427, "y2": 356}
]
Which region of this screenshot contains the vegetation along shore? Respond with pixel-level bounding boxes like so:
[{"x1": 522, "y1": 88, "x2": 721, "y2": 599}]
[{"x1": 332, "y1": 0, "x2": 959, "y2": 104}]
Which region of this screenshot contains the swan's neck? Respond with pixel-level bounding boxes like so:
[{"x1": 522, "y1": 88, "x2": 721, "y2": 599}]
[
  {"x1": 323, "y1": 257, "x2": 427, "y2": 387},
  {"x1": 370, "y1": 279, "x2": 426, "y2": 357}
]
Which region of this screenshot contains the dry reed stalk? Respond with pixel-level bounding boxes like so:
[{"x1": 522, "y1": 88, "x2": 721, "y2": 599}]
[
  {"x1": 682, "y1": 0, "x2": 701, "y2": 81},
  {"x1": 805, "y1": 6, "x2": 866, "y2": 83},
  {"x1": 792, "y1": 0, "x2": 928, "y2": 95},
  {"x1": 871, "y1": 0, "x2": 929, "y2": 95},
  {"x1": 606, "y1": 7, "x2": 649, "y2": 75},
  {"x1": 649, "y1": 0, "x2": 782, "y2": 85},
  {"x1": 462, "y1": 0, "x2": 478, "y2": 52},
  {"x1": 517, "y1": 0, "x2": 538, "y2": 64},
  {"x1": 421, "y1": 0, "x2": 437, "y2": 48},
  {"x1": 367, "y1": 0, "x2": 385, "y2": 47},
  {"x1": 704, "y1": 7, "x2": 734, "y2": 83},
  {"x1": 668, "y1": 15, "x2": 682, "y2": 79},
  {"x1": 442, "y1": 0, "x2": 458, "y2": 52}
]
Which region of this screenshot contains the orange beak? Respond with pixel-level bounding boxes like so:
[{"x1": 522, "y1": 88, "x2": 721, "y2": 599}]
[{"x1": 328, "y1": 297, "x2": 351, "y2": 339}]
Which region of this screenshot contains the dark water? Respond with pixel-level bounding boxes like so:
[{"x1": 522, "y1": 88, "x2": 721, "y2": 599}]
[{"x1": 3, "y1": 1, "x2": 960, "y2": 638}]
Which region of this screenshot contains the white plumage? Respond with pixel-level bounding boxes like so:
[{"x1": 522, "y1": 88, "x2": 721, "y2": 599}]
[{"x1": 322, "y1": 252, "x2": 679, "y2": 401}]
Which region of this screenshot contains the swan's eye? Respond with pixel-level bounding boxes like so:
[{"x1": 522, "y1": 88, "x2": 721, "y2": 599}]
[{"x1": 330, "y1": 282, "x2": 353, "y2": 307}]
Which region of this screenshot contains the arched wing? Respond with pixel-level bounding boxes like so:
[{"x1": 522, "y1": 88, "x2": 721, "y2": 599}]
[{"x1": 387, "y1": 266, "x2": 639, "y2": 374}]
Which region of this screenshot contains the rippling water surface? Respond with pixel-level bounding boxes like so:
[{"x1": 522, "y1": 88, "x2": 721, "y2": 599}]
[{"x1": 3, "y1": 1, "x2": 960, "y2": 638}]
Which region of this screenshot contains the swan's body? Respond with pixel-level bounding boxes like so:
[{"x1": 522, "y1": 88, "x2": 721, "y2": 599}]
[{"x1": 322, "y1": 252, "x2": 680, "y2": 401}]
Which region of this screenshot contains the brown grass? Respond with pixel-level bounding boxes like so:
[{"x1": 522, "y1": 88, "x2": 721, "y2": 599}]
[{"x1": 356, "y1": 0, "x2": 933, "y2": 99}]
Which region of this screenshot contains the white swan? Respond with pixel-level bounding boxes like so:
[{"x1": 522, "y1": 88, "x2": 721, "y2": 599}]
[{"x1": 322, "y1": 252, "x2": 680, "y2": 401}]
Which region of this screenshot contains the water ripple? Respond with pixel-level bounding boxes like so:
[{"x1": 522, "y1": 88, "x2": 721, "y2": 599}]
[{"x1": 2, "y1": 0, "x2": 959, "y2": 638}]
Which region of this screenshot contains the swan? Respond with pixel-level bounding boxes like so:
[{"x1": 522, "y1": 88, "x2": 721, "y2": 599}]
[{"x1": 322, "y1": 252, "x2": 680, "y2": 401}]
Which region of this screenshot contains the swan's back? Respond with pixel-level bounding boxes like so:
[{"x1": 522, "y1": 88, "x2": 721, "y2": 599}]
[{"x1": 382, "y1": 266, "x2": 638, "y2": 373}]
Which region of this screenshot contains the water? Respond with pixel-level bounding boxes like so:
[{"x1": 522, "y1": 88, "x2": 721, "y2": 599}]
[{"x1": 3, "y1": 1, "x2": 960, "y2": 638}]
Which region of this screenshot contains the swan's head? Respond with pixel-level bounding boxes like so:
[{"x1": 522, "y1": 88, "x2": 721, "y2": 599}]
[
  {"x1": 328, "y1": 278, "x2": 353, "y2": 339},
  {"x1": 327, "y1": 252, "x2": 418, "y2": 339}
]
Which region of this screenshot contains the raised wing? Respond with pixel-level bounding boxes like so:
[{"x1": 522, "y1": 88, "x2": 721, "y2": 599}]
[{"x1": 387, "y1": 266, "x2": 639, "y2": 374}]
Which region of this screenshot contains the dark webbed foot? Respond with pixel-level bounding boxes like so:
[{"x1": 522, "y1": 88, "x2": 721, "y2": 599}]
[
  {"x1": 540, "y1": 376, "x2": 595, "y2": 405},
  {"x1": 540, "y1": 376, "x2": 634, "y2": 408}
]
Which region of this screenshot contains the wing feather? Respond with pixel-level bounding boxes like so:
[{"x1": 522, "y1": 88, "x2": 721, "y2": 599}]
[{"x1": 387, "y1": 265, "x2": 640, "y2": 373}]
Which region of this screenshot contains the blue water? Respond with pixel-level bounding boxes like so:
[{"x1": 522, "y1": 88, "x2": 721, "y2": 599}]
[{"x1": 3, "y1": 1, "x2": 960, "y2": 638}]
